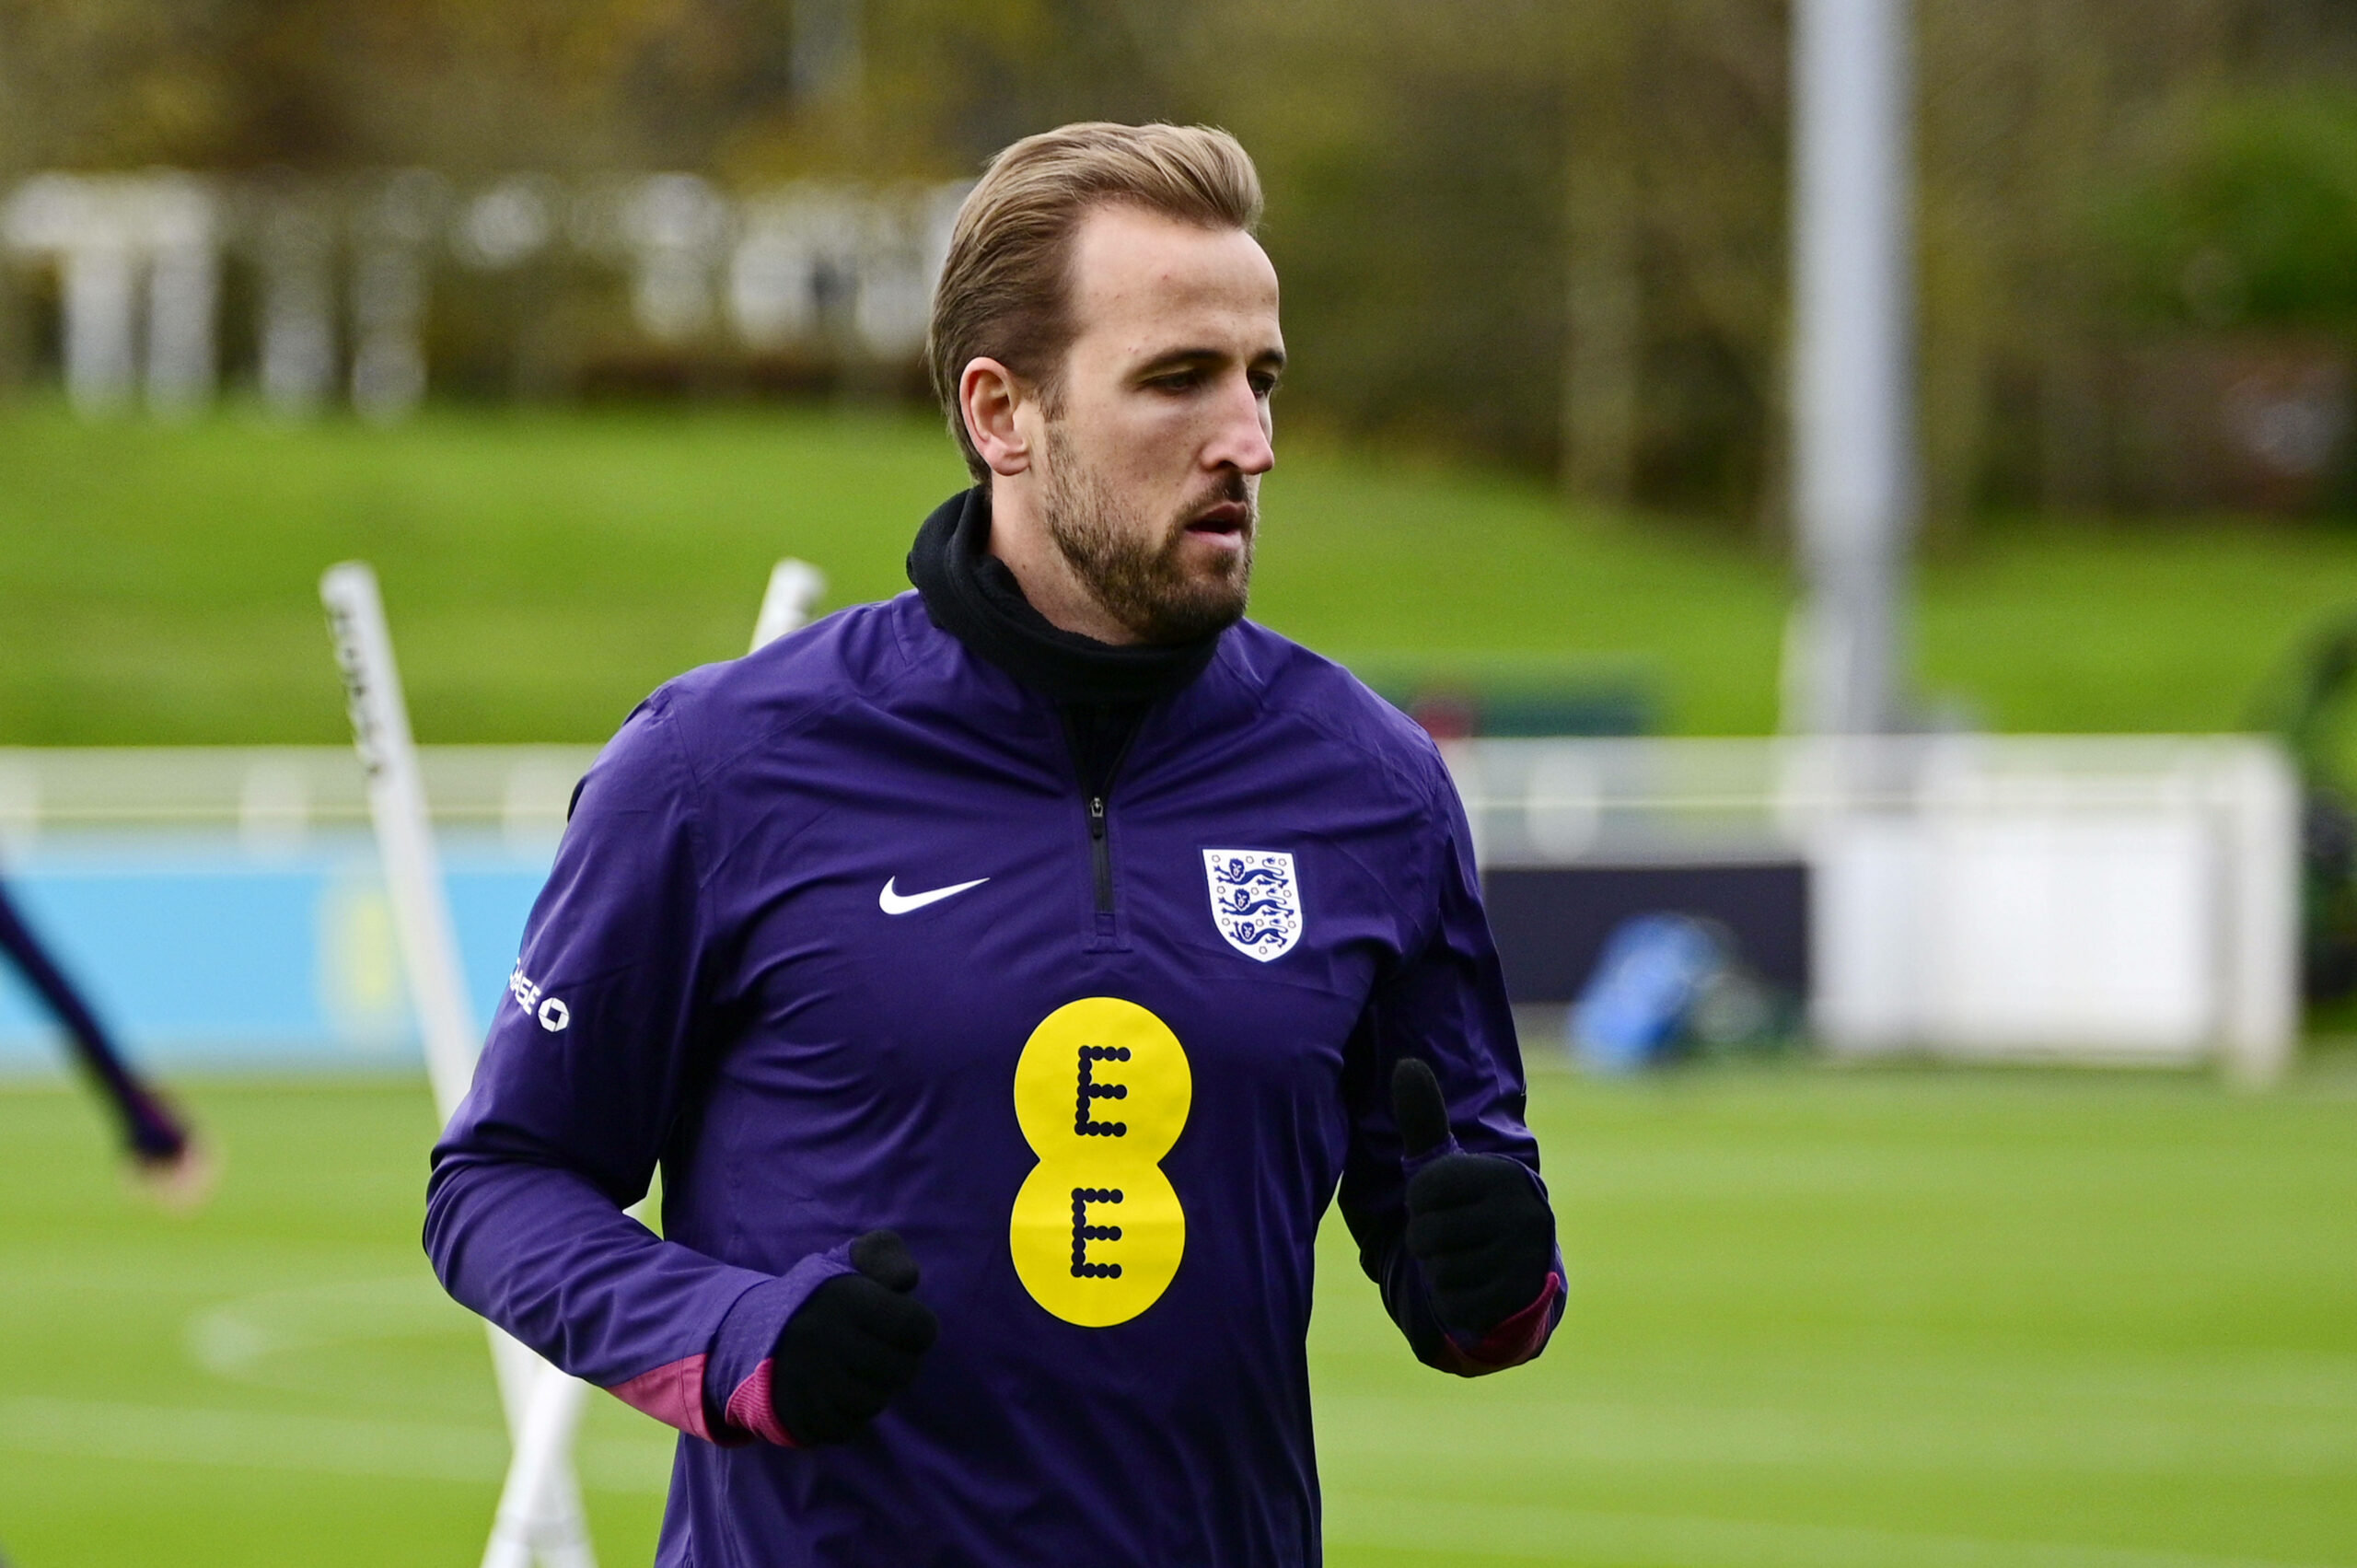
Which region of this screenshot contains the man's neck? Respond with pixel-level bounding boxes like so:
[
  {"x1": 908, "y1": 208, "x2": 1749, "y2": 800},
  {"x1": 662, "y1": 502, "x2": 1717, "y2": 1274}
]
[
  {"x1": 903, "y1": 488, "x2": 1222, "y2": 710},
  {"x1": 984, "y1": 481, "x2": 1141, "y2": 647}
]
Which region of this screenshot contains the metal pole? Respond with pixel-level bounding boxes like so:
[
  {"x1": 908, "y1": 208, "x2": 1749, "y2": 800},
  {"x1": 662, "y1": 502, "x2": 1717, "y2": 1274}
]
[{"x1": 1787, "y1": 0, "x2": 1916, "y2": 735}]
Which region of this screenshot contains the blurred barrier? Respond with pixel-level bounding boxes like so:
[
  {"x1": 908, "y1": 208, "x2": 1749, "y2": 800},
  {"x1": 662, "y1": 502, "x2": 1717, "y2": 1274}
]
[
  {"x1": 1448, "y1": 734, "x2": 2300, "y2": 1081},
  {"x1": 0, "y1": 736, "x2": 2302, "y2": 1080},
  {"x1": 1, "y1": 172, "x2": 969, "y2": 420},
  {"x1": 0, "y1": 747, "x2": 592, "y2": 1068}
]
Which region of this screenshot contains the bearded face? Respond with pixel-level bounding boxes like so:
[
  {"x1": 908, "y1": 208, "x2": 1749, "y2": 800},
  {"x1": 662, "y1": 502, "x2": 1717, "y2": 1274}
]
[
  {"x1": 963, "y1": 205, "x2": 1283, "y2": 646},
  {"x1": 1038, "y1": 418, "x2": 1256, "y2": 645}
]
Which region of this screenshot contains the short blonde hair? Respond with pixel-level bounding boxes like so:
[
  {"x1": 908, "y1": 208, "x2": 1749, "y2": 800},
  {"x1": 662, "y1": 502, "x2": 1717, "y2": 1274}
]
[{"x1": 927, "y1": 122, "x2": 1265, "y2": 482}]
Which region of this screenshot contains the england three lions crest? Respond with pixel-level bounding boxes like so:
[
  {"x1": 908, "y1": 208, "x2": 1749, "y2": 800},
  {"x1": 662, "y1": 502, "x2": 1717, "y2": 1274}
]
[{"x1": 1202, "y1": 849, "x2": 1303, "y2": 962}]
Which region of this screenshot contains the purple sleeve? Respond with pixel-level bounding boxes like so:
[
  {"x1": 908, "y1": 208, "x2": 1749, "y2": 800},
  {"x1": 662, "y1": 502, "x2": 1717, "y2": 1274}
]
[
  {"x1": 424, "y1": 695, "x2": 847, "y2": 1443},
  {"x1": 1337, "y1": 747, "x2": 1566, "y2": 1376}
]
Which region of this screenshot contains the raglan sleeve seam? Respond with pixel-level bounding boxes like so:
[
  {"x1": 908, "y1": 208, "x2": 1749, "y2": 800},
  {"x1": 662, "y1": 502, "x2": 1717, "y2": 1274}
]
[{"x1": 1402, "y1": 734, "x2": 1461, "y2": 961}]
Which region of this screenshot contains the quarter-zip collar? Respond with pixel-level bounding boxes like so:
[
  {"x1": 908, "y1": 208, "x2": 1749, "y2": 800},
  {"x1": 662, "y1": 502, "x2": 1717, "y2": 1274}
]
[{"x1": 905, "y1": 487, "x2": 1223, "y2": 710}]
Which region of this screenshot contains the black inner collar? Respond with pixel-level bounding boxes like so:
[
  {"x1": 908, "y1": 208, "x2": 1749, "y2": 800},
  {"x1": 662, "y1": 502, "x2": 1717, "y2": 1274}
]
[{"x1": 905, "y1": 487, "x2": 1221, "y2": 711}]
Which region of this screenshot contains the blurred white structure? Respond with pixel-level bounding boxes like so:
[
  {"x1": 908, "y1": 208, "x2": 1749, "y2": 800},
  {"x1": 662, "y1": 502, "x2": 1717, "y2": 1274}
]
[
  {"x1": 0, "y1": 745, "x2": 598, "y2": 852},
  {"x1": 729, "y1": 180, "x2": 963, "y2": 357},
  {"x1": 1, "y1": 732, "x2": 2299, "y2": 1082},
  {"x1": 253, "y1": 192, "x2": 339, "y2": 417},
  {"x1": 3, "y1": 172, "x2": 221, "y2": 416},
  {"x1": 607, "y1": 173, "x2": 734, "y2": 343},
  {"x1": 1451, "y1": 734, "x2": 2301, "y2": 1082},
  {"x1": 3, "y1": 170, "x2": 970, "y2": 420},
  {"x1": 349, "y1": 171, "x2": 448, "y2": 424},
  {"x1": 457, "y1": 177, "x2": 559, "y2": 271}
]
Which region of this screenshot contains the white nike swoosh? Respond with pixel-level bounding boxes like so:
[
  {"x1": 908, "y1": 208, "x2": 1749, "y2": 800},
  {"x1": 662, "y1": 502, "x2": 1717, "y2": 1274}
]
[{"x1": 878, "y1": 876, "x2": 990, "y2": 915}]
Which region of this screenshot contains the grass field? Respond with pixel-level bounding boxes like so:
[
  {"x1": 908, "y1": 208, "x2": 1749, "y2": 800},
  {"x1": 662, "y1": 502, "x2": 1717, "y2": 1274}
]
[
  {"x1": 3, "y1": 1063, "x2": 2352, "y2": 1567},
  {"x1": 7, "y1": 401, "x2": 2357, "y2": 745}
]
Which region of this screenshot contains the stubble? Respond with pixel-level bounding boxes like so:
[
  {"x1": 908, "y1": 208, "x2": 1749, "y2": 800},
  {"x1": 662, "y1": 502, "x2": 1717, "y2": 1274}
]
[{"x1": 1039, "y1": 424, "x2": 1256, "y2": 645}]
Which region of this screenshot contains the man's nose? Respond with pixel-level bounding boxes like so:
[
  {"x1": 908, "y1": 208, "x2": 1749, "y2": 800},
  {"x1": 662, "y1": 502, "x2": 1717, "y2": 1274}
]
[{"x1": 1204, "y1": 377, "x2": 1275, "y2": 476}]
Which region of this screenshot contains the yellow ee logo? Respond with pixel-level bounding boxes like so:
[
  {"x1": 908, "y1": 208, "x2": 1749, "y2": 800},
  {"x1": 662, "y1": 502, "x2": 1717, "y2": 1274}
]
[{"x1": 1009, "y1": 997, "x2": 1191, "y2": 1327}]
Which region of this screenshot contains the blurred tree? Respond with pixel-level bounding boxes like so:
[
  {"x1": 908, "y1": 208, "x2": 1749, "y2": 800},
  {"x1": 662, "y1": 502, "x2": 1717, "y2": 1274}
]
[
  {"x1": 2111, "y1": 87, "x2": 2357, "y2": 333},
  {"x1": 7, "y1": 0, "x2": 2357, "y2": 523}
]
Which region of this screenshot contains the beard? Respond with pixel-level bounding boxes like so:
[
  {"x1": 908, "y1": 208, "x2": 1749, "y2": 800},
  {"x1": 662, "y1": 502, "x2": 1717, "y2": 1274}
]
[{"x1": 1039, "y1": 424, "x2": 1255, "y2": 645}]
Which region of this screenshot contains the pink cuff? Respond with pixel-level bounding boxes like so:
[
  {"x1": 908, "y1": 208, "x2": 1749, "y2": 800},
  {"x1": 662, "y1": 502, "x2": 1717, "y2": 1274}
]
[
  {"x1": 721, "y1": 1357, "x2": 797, "y2": 1446},
  {"x1": 608, "y1": 1354, "x2": 720, "y2": 1441},
  {"x1": 1439, "y1": 1271, "x2": 1562, "y2": 1376}
]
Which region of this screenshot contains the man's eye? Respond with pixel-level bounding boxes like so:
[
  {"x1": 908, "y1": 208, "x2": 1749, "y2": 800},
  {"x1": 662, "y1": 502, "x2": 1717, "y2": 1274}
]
[
  {"x1": 1250, "y1": 375, "x2": 1281, "y2": 397},
  {"x1": 1151, "y1": 372, "x2": 1199, "y2": 392}
]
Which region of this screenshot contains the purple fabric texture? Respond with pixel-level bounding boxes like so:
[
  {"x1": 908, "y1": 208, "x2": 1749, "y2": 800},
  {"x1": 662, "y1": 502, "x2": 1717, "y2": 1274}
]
[{"x1": 424, "y1": 590, "x2": 1552, "y2": 1567}]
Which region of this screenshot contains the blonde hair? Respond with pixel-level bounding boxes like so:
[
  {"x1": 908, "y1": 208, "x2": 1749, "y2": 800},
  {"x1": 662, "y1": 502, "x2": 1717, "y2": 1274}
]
[{"x1": 927, "y1": 122, "x2": 1265, "y2": 482}]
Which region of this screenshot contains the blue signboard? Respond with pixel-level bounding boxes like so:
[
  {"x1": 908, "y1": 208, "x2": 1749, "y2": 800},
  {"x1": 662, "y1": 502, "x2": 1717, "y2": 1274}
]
[{"x1": 0, "y1": 833, "x2": 551, "y2": 1071}]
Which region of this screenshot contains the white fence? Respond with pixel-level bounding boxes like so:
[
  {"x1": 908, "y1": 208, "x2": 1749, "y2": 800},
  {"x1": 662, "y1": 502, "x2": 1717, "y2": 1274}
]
[
  {"x1": 0, "y1": 745, "x2": 598, "y2": 856},
  {"x1": 0, "y1": 737, "x2": 2305, "y2": 1079},
  {"x1": 1447, "y1": 735, "x2": 2301, "y2": 1081}
]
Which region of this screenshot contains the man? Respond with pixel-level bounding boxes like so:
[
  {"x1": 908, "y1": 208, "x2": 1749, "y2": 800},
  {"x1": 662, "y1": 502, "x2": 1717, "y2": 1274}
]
[
  {"x1": 1, "y1": 873, "x2": 207, "y2": 1204},
  {"x1": 427, "y1": 122, "x2": 1561, "y2": 1566}
]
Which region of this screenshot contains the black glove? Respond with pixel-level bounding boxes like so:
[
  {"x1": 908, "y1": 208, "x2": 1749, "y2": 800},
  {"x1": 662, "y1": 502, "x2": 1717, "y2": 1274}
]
[
  {"x1": 1392, "y1": 1057, "x2": 1556, "y2": 1339},
  {"x1": 769, "y1": 1229, "x2": 939, "y2": 1446}
]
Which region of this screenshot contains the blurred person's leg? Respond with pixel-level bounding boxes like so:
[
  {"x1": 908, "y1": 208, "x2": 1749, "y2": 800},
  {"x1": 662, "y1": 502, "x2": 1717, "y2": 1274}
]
[{"x1": 0, "y1": 872, "x2": 203, "y2": 1197}]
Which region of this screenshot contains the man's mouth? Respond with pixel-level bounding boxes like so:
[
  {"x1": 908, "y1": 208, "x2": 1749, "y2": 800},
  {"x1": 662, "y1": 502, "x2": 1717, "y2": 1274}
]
[{"x1": 1185, "y1": 500, "x2": 1250, "y2": 537}]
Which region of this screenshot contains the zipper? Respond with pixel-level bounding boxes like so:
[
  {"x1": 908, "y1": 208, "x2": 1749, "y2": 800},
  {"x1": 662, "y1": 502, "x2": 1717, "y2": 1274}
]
[
  {"x1": 1087, "y1": 794, "x2": 1112, "y2": 913},
  {"x1": 1062, "y1": 710, "x2": 1145, "y2": 922}
]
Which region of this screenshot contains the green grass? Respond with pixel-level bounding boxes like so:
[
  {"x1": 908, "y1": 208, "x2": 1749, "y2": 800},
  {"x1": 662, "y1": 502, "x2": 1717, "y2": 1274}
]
[
  {"x1": 2, "y1": 1064, "x2": 2352, "y2": 1566},
  {"x1": 5, "y1": 400, "x2": 2357, "y2": 743}
]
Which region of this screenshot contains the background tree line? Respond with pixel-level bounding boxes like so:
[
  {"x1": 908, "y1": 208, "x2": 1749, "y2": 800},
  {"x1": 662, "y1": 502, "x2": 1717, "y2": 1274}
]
[{"x1": 6, "y1": 0, "x2": 2357, "y2": 528}]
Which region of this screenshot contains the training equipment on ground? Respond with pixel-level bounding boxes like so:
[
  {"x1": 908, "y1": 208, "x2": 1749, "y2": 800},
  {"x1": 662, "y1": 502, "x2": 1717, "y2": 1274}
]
[{"x1": 1391, "y1": 1058, "x2": 1557, "y2": 1339}]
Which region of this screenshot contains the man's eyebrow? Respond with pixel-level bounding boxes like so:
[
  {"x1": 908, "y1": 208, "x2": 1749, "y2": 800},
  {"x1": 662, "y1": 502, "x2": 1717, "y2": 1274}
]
[{"x1": 1133, "y1": 345, "x2": 1289, "y2": 376}]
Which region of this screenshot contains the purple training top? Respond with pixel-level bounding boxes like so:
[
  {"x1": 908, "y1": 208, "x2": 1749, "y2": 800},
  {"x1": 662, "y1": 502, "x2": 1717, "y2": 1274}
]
[{"x1": 426, "y1": 589, "x2": 1560, "y2": 1566}]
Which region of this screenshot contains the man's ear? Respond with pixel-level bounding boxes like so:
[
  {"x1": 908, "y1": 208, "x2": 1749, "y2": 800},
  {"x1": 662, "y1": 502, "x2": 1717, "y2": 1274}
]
[{"x1": 959, "y1": 358, "x2": 1032, "y2": 478}]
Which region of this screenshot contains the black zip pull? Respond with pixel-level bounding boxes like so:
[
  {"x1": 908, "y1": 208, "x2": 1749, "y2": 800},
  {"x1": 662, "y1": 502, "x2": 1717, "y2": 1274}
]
[{"x1": 1086, "y1": 794, "x2": 1114, "y2": 916}]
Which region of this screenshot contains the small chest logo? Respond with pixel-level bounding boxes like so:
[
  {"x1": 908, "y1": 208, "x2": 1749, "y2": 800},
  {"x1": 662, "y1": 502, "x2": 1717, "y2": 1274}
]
[{"x1": 1202, "y1": 849, "x2": 1303, "y2": 962}]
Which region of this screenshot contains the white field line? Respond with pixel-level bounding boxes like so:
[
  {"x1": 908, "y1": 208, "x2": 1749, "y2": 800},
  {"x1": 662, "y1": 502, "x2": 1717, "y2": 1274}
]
[
  {"x1": 0, "y1": 1396, "x2": 671, "y2": 1495},
  {"x1": 1321, "y1": 1491, "x2": 2352, "y2": 1568}
]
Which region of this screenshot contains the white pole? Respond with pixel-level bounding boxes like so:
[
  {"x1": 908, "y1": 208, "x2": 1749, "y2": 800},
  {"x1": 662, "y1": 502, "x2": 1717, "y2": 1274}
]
[
  {"x1": 750, "y1": 558, "x2": 826, "y2": 653},
  {"x1": 1788, "y1": 0, "x2": 1915, "y2": 736},
  {"x1": 2220, "y1": 740, "x2": 2300, "y2": 1086},
  {"x1": 320, "y1": 564, "x2": 479, "y2": 1121},
  {"x1": 62, "y1": 238, "x2": 139, "y2": 419},
  {"x1": 759, "y1": 556, "x2": 834, "y2": 645},
  {"x1": 143, "y1": 177, "x2": 219, "y2": 419},
  {"x1": 484, "y1": 556, "x2": 828, "y2": 1558},
  {"x1": 482, "y1": 1370, "x2": 596, "y2": 1568},
  {"x1": 320, "y1": 563, "x2": 598, "y2": 1568}
]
